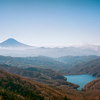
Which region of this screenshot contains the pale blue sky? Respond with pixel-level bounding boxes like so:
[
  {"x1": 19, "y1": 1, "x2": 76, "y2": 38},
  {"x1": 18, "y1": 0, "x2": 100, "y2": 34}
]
[{"x1": 0, "y1": 0, "x2": 100, "y2": 47}]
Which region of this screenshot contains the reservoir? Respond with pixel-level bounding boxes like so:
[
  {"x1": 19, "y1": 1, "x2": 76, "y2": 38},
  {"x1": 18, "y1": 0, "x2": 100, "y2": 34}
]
[{"x1": 64, "y1": 74, "x2": 97, "y2": 90}]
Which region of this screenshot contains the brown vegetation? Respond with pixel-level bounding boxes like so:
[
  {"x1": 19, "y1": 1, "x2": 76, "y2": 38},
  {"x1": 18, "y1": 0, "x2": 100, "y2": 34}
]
[
  {"x1": 0, "y1": 69, "x2": 67, "y2": 100},
  {"x1": 0, "y1": 64, "x2": 79, "y2": 90},
  {"x1": 84, "y1": 78, "x2": 100, "y2": 91},
  {"x1": 1, "y1": 69, "x2": 100, "y2": 100}
]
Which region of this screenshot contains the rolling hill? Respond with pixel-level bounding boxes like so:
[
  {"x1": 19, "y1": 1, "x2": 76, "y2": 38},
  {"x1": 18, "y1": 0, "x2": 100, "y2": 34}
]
[
  {"x1": 0, "y1": 64, "x2": 79, "y2": 89},
  {"x1": 56, "y1": 55, "x2": 98, "y2": 66},
  {"x1": 1, "y1": 60, "x2": 100, "y2": 99},
  {"x1": 0, "y1": 55, "x2": 69, "y2": 72},
  {"x1": 83, "y1": 78, "x2": 100, "y2": 91},
  {"x1": 0, "y1": 69, "x2": 71, "y2": 100},
  {"x1": 69, "y1": 58, "x2": 100, "y2": 77},
  {"x1": 1, "y1": 68, "x2": 100, "y2": 100}
]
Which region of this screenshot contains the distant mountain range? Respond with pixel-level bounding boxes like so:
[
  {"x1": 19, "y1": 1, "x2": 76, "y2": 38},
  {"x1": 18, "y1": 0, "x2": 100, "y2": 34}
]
[{"x1": 0, "y1": 38, "x2": 100, "y2": 57}]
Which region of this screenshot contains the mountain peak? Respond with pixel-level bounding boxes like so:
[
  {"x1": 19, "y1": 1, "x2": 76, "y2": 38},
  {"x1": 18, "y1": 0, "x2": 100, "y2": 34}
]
[
  {"x1": 7, "y1": 38, "x2": 17, "y2": 41},
  {"x1": 4, "y1": 38, "x2": 20, "y2": 43},
  {"x1": 0, "y1": 38, "x2": 31, "y2": 48}
]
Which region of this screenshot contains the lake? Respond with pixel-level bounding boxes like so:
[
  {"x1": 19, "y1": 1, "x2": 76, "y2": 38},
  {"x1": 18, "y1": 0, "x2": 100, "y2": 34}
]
[{"x1": 64, "y1": 74, "x2": 97, "y2": 90}]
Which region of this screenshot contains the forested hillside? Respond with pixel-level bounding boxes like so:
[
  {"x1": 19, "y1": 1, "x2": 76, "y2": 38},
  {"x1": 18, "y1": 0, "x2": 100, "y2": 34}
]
[
  {"x1": 69, "y1": 58, "x2": 100, "y2": 77},
  {"x1": 0, "y1": 55, "x2": 69, "y2": 72},
  {"x1": 0, "y1": 69, "x2": 72, "y2": 100},
  {"x1": 0, "y1": 64, "x2": 78, "y2": 89},
  {"x1": 56, "y1": 55, "x2": 98, "y2": 66},
  {"x1": 1, "y1": 57, "x2": 100, "y2": 99},
  {"x1": 83, "y1": 78, "x2": 100, "y2": 91},
  {"x1": 1, "y1": 68, "x2": 100, "y2": 100}
]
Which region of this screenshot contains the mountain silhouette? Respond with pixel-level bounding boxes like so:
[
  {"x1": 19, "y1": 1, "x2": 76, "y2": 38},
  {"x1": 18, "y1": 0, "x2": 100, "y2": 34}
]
[{"x1": 0, "y1": 38, "x2": 31, "y2": 48}]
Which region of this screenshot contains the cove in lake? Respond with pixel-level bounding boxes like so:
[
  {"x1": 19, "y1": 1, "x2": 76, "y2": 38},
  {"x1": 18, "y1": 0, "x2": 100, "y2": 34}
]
[{"x1": 64, "y1": 74, "x2": 97, "y2": 90}]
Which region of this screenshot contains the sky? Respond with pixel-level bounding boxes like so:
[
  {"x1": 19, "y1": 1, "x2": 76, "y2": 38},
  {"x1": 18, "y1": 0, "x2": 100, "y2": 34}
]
[{"x1": 0, "y1": 0, "x2": 100, "y2": 47}]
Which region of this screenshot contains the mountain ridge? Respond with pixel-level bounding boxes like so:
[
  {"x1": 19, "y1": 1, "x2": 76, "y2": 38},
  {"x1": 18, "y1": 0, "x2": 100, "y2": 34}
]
[
  {"x1": 68, "y1": 57, "x2": 100, "y2": 77},
  {"x1": 0, "y1": 38, "x2": 100, "y2": 57}
]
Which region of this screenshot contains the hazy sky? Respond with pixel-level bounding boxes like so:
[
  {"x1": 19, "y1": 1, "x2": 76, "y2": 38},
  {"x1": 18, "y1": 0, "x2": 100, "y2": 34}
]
[{"x1": 0, "y1": 0, "x2": 100, "y2": 47}]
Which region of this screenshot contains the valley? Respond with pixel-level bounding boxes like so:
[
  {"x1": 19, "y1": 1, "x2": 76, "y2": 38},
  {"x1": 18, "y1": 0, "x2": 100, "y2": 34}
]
[
  {"x1": 0, "y1": 40, "x2": 100, "y2": 99},
  {"x1": 0, "y1": 55, "x2": 100, "y2": 99},
  {"x1": 1, "y1": 0, "x2": 100, "y2": 99}
]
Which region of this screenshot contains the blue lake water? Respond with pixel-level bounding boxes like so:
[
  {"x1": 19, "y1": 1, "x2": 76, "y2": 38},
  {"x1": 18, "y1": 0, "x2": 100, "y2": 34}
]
[{"x1": 64, "y1": 74, "x2": 97, "y2": 90}]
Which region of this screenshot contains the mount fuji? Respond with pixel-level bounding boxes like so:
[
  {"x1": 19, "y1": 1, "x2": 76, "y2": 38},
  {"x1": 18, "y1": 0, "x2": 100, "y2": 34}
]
[{"x1": 0, "y1": 38, "x2": 31, "y2": 48}]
